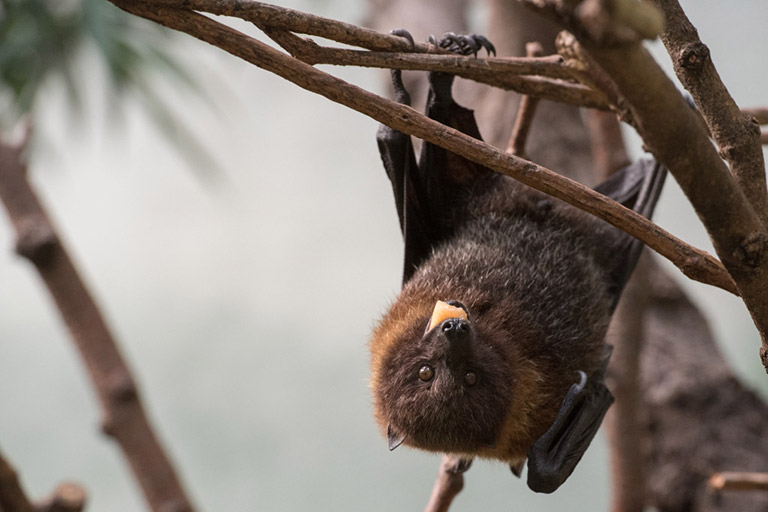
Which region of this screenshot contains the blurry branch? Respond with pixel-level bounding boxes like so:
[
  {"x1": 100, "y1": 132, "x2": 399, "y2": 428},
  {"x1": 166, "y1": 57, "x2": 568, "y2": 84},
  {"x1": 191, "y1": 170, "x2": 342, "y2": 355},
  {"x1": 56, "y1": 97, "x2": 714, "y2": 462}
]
[
  {"x1": 519, "y1": 0, "x2": 768, "y2": 370},
  {"x1": 0, "y1": 447, "x2": 35, "y2": 512},
  {"x1": 743, "y1": 107, "x2": 768, "y2": 125},
  {"x1": 585, "y1": 109, "x2": 630, "y2": 180},
  {"x1": 34, "y1": 484, "x2": 86, "y2": 512},
  {"x1": 710, "y1": 472, "x2": 768, "y2": 492},
  {"x1": 586, "y1": 97, "x2": 646, "y2": 512},
  {"x1": 0, "y1": 447, "x2": 85, "y2": 512},
  {"x1": 506, "y1": 42, "x2": 544, "y2": 157},
  {"x1": 108, "y1": 0, "x2": 736, "y2": 296},
  {"x1": 424, "y1": 455, "x2": 466, "y2": 512},
  {"x1": 0, "y1": 126, "x2": 195, "y2": 512},
  {"x1": 605, "y1": 256, "x2": 649, "y2": 512}
]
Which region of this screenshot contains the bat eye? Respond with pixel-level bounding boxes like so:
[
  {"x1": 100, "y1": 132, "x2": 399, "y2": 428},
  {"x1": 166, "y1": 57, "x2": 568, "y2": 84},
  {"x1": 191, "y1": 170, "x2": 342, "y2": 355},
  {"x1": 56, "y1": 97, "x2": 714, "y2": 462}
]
[
  {"x1": 464, "y1": 371, "x2": 477, "y2": 387},
  {"x1": 418, "y1": 365, "x2": 434, "y2": 382}
]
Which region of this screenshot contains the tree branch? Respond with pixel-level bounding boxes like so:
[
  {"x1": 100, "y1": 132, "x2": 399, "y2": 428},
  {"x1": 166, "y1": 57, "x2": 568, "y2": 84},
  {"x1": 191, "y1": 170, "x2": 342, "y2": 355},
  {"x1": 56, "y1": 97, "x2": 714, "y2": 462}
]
[
  {"x1": 521, "y1": 0, "x2": 768, "y2": 369},
  {"x1": 249, "y1": 5, "x2": 613, "y2": 110},
  {"x1": 423, "y1": 455, "x2": 465, "y2": 512},
  {"x1": 109, "y1": 0, "x2": 736, "y2": 296},
  {"x1": 649, "y1": 0, "x2": 768, "y2": 222},
  {"x1": 35, "y1": 483, "x2": 86, "y2": 512},
  {"x1": 710, "y1": 472, "x2": 768, "y2": 492},
  {"x1": 133, "y1": 0, "x2": 617, "y2": 110},
  {"x1": 0, "y1": 447, "x2": 35, "y2": 512},
  {"x1": 506, "y1": 42, "x2": 544, "y2": 157},
  {"x1": 0, "y1": 127, "x2": 196, "y2": 512}
]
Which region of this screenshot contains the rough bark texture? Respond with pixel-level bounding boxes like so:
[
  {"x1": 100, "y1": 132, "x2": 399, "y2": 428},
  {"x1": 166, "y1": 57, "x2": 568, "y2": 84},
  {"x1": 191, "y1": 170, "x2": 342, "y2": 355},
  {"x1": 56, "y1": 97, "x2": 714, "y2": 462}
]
[{"x1": 650, "y1": 0, "x2": 768, "y2": 222}]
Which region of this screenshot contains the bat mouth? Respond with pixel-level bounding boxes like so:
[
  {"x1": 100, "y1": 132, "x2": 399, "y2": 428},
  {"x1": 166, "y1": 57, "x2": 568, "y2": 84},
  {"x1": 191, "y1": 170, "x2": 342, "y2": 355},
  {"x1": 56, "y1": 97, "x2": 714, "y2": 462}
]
[{"x1": 427, "y1": 300, "x2": 470, "y2": 332}]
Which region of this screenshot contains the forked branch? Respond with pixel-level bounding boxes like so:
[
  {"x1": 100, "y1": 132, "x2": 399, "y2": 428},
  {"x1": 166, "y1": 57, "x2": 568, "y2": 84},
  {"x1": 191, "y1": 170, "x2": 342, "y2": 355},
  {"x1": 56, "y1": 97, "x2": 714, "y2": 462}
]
[
  {"x1": 109, "y1": 0, "x2": 737, "y2": 296},
  {"x1": 518, "y1": 0, "x2": 768, "y2": 368}
]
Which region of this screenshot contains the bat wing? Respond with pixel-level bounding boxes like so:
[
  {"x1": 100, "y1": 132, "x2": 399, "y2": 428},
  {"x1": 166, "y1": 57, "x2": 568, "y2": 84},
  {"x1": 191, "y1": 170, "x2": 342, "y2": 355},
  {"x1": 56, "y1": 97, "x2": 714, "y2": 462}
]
[
  {"x1": 525, "y1": 161, "x2": 665, "y2": 493},
  {"x1": 594, "y1": 159, "x2": 667, "y2": 308},
  {"x1": 526, "y1": 346, "x2": 615, "y2": 493},
  {"x1": 376, "y1": 69, "x2": 495, "y2": 284}
]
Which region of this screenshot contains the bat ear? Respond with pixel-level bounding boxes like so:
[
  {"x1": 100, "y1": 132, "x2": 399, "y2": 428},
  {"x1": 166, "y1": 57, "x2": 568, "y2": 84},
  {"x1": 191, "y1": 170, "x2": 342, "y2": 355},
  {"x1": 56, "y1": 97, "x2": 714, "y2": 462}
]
[
  {"x1": 387, "y1": 425, "x2": 405, "y2": 451},
  {"x1": 509, "y1": 460, "x2": 525, "y2": 478},
  {"x1": 526, "y1": 345, "x2": 614, "y2": 493}
]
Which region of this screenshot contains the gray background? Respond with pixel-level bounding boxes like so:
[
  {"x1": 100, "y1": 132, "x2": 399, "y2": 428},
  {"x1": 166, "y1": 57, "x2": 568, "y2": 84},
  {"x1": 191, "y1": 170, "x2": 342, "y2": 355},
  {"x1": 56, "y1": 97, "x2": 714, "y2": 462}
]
[{"x1": 1, "y1": 0, "x2": 766, "y2": 510}]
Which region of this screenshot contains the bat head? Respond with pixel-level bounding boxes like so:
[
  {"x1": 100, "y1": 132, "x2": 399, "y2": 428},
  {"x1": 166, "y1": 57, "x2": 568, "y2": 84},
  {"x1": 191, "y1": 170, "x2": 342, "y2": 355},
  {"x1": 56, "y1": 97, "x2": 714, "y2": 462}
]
[{"x1": 372, "y1": 299, "x2": 516, "y2": 454}]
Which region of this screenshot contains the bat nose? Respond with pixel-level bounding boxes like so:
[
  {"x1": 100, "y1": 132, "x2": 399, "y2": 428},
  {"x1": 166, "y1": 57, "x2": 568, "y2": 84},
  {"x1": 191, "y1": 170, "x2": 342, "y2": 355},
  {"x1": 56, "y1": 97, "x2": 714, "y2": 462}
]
[{"x1": 441, "y1": 318, "x2": 471, "y2": 341}]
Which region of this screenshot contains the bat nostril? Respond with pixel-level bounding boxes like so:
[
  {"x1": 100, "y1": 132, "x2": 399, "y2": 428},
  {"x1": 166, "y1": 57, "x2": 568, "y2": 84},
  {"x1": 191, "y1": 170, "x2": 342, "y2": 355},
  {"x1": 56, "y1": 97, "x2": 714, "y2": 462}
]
[{"x1": 443, "y1": 320, "x2": 454, "y2": 332}]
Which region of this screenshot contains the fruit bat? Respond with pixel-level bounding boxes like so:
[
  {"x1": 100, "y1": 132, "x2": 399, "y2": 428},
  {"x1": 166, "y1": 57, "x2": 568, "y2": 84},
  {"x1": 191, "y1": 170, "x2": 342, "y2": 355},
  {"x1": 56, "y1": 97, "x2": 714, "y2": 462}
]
[{"x1": 369, "y1": 33, "x2": 666, "y2": 493}]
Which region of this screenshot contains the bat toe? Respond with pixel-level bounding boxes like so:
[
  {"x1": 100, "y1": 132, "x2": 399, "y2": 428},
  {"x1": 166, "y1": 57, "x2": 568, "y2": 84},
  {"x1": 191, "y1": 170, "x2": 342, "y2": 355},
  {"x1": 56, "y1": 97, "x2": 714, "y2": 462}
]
[{"x1": 433, "y1": 32, "x2": 496, "y2": 57}]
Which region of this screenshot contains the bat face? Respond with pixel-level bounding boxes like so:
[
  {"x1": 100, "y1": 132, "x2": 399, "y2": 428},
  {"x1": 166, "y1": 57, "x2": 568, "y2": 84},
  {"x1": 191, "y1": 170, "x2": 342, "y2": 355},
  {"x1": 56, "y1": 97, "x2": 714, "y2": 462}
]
[{"x1": 373, "y1": 300, "x2": 516, "y2": 455}]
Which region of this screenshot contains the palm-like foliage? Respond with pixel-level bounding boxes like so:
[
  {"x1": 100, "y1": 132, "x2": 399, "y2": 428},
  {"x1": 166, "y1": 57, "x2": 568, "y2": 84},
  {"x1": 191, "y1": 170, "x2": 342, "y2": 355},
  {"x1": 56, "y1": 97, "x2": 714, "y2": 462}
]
[{"x1": 0, "y1": 0, "x2": 214, "y2": 177}]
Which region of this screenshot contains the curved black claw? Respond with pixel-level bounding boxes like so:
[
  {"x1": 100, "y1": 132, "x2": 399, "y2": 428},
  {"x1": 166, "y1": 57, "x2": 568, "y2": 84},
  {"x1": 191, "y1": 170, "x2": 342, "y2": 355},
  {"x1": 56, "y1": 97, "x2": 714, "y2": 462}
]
[
  {"x1": 390, "y1": 28, "x2": 415, "y2": 48},
  {"x1": 431, "y1": 32, "x2": 496, "y2": 57},
  {"x1": 472, "y1": 34, "x2": 496, "y2": 56}
]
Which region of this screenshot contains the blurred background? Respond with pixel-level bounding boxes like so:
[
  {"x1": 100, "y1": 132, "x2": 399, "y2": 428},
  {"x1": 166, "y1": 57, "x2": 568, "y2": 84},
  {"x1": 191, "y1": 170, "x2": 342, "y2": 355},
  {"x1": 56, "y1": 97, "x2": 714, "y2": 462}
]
[{"x1": 0, "y1": 0, "x2": 766, "y2": 510}]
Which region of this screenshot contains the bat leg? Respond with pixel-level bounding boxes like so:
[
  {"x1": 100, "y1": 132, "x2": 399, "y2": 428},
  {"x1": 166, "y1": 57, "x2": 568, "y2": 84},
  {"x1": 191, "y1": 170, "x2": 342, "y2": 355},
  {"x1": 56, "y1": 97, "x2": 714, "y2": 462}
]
[{"x1": 525, "y1": 345, "x2": 615, "y2": 493}]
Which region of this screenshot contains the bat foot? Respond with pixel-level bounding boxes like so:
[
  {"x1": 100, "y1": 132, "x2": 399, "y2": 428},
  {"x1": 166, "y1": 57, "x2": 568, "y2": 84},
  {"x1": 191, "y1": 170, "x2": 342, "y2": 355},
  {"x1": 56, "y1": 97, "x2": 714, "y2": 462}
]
[{"x1": 428, "y1": 32, "x2": 496, "y2": 57}]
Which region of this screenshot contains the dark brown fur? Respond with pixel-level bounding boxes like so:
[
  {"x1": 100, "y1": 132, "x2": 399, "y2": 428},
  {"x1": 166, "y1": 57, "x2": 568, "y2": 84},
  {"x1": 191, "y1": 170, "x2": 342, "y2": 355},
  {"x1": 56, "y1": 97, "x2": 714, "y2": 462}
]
[{"x1": 370, "y1": 175, "x2": 613, "y2": 463}]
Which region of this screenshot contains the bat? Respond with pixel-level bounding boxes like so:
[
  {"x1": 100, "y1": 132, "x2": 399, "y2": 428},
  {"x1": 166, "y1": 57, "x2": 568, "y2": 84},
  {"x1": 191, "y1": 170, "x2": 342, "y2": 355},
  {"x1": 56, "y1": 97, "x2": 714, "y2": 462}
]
[{"x1": 369, "y1": 32, "x2": 666, "y2": 493}]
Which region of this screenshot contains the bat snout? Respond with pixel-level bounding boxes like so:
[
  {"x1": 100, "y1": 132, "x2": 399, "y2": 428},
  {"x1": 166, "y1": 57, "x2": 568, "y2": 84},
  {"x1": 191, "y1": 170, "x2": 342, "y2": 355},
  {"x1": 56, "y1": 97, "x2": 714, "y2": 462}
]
[{"x1": 440, "y1": 317, "x2": 471, "y2": 342}]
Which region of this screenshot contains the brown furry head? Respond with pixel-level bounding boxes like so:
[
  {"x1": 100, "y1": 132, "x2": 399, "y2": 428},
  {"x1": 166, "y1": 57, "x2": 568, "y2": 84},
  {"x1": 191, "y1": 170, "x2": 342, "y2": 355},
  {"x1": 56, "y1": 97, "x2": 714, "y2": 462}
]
[{"x1": 370, "y1": 273, "x2": 561, "y2": 461}]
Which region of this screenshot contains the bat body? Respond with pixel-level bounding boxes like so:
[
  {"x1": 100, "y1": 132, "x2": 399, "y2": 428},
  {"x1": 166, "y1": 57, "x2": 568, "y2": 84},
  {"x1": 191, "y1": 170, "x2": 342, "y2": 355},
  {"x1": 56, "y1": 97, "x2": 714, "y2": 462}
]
[{"x1": 369, "y1": 34, "x2": 665, "y2": 493}]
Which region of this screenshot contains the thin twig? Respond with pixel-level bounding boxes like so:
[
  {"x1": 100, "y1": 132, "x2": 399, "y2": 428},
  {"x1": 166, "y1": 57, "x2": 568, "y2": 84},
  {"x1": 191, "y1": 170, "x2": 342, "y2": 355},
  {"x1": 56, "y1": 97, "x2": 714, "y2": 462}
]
[
  {"x1": 507, "y1": 42, "x2": 545, "y2": 156},
  {"x1": 256, "y1": 25, "x2": 611, "y2": 110},
  {"x1": 110, "y1": 1, "x2": 737, "y2": 296},
  {"x1": 743, "y1": 107, "x2": 768, "y2": 125},
  {"x1": 424, "y1": 455, "x2": 466, "y2": 512},
  {"x1": 144, "y1": 0, "x2": 615, "y2": 110},
  {"x1": 585, "y1": 110, "x2": 631, "y2": 179},
  {"x1": 0, "y1": 128, "x2": 195, "y2": 512},
  {"x1": 710, "y1": 472, "x2": 768, "y2": 492},
  {"x1": 172, "y1": 0, "x2": 429, "y2": 52}
]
